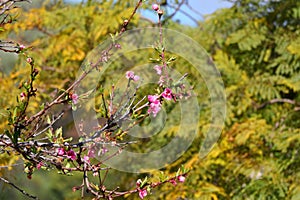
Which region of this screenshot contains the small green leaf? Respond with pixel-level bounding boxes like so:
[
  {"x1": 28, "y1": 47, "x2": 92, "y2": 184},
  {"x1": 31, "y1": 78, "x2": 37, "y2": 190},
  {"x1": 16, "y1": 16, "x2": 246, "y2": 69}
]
[{"x1": 176, "y1": 168, "x2": 181, "y2": 177}]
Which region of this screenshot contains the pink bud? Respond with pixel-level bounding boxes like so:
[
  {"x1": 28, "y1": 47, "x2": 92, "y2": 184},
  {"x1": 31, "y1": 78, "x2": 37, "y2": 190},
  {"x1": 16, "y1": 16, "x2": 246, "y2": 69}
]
[
  {"x1": 114, "y1": 43, "x2": 121, "y2": 49},
  {"x1": 71, "y1": 93, "x2": 79, "y2": 104},
  {"x1": 20, "y1": 92, "x2": 26, "y2": 101},
  {"x1": 133, "y1": 75, "x2": 140, "y2": 81},
  {"x1": 19, "y1": 44, "x2": 25, "y2": 50},
  {"x1": 26, "y1": 57, "x2": 33, "y2": 64},
  {"x1": 152, "y1": 4, "x2": 159, "y2": 11},
  {"x1": 178, "y1": 175, "x2": 185, "y2": 183},
  {"x1": 136, "y1": 179, "x2": 142, "y2": 187}
]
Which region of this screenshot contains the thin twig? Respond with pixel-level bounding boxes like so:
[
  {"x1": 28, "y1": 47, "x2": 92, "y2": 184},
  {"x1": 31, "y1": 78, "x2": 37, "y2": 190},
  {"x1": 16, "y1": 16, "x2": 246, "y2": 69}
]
[{"x1": 0, "y1": 177, "x2": 38, "y2": 199}]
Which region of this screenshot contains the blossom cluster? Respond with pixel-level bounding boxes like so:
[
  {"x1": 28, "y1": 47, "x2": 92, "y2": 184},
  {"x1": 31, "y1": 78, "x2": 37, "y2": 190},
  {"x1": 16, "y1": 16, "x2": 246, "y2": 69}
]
[
  {"x1": 126, "y1": 71, "x2": 140, "y2": 81},
  {"x1": 57, "y1": 148, "x2": 77, "y2": 161},
  {"x1": 136, "y1": 174, "x2": 186, "y2": 199},
  {"x1": 125, "y1": 69, "x2": 175, "y2": 117}
]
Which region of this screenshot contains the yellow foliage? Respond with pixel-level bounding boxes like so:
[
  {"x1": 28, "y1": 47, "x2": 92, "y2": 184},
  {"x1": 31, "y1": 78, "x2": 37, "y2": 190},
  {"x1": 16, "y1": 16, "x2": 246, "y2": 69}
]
[{"x1": 287, "y1": 37, "x2": 300, "y2": 57}]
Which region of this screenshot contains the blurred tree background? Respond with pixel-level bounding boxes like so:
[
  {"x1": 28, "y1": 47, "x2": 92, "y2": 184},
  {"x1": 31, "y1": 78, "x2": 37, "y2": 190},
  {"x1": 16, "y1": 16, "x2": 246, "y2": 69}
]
[{"x1": 1, "y1": 0, "x2": 300, "y2": 199}]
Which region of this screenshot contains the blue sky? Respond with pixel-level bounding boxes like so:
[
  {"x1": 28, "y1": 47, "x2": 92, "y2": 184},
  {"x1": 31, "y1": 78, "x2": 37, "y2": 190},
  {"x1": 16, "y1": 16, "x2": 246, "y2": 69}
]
[
  {"x1": 65, "y1": 0, "x2": 233, "y2": 26},
  {"x1": 168, "y1": 0, "x2": 233, "y2": 26}
]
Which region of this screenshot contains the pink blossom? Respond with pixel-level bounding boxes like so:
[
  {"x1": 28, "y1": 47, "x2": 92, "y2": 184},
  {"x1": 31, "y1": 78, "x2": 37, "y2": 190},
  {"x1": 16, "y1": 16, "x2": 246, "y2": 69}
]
[
  {"x1": 148, "y1": 95, "x2": 161, "y2": 117},
  {"x1": 67, "y1": 149, "x2": 77, "y2": 161},
  {"x1": 152, "y1": 4, "x2": 159, "y2": 11},
  {"x1": 148, "y1": 102, "x2": 161, "y2": 117},
  {"x1": 88, "y1": 148, "x2": 95, "y2": 158},
  {"x1": 83, "y1": 156, "x2": 90, "y2": 163},
  {"x1": 57, "y1": 148, "x2": 65, "y2": 156},
  {"x1": 139, "y1": 189, "x2": 148, "y2": 199},
  {"x1": 154, "y1": 65, "x2": 162, "y2": 75},
  {"x1": 126, "y1": 71, "x2": 140, "y2": 82},
  {"x1": 126, "y1": 71, "x2": 135, "y2": 79},
  {"x1": 148, "y1": 95, "x2": 159, "y2": 103},
  {"x1": 178, "y1": 175, "x2": 185, "y2": 183},
  {"x1": 162, "y1": 88, "x2": 173, "y2": 100},
  {"x1": 71, "y1": 93, "x2": 79, "y2": 104},
  {"x1": 36, "y1": 162, "x2": 43, "y2": 170}
]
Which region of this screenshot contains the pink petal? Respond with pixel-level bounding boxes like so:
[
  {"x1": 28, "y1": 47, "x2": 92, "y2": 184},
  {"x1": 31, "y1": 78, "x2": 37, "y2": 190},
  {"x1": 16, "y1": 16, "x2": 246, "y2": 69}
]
[
  {"x1": 154, "y1": 65, "x2": 162, "y2": 75},
  {"x1": 133, "y1": 75, "x2": 140, "y2": 81},
  {"x1": 162, "y1": 88, "x2": 173, "y2": 100},
  {"x1": 126, "y1": 71, "x2": 134, "y2": 79}
]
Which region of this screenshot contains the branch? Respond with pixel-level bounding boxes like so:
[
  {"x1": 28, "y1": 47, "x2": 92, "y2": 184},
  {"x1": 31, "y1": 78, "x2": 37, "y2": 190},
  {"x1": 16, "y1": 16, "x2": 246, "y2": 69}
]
[
  {"x1": 119, "y1": 0, "x2": 143, "y2": 34},
  {"x1": 255, "y1": 98, "x2": 298, "y2": 109},
  {"x1": 23, "y1": 0, "x2": 144, "y2": 127},
  {"x1": 0, "y1": 177, "x2": 38, "y2": 200},
  {"x1": 0, "y1": 40, "x2": 21, "y2": 53}
]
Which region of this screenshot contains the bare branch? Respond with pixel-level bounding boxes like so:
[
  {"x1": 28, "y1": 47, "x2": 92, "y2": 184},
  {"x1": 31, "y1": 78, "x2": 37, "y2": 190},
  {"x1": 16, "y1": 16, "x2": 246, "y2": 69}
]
[
  {"x1": 255, "y1": 98, "x2": 299, "y2": 109},
  {"x1": 0, "y1": 176, "x2": 38, "y2": 200}
]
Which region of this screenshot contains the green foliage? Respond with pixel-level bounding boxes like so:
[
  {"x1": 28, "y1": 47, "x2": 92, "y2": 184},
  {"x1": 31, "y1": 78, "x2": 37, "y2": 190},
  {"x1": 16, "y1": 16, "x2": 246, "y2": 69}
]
[{"x1": 145, "y1": 0, "x2": 300, "y2": 199}]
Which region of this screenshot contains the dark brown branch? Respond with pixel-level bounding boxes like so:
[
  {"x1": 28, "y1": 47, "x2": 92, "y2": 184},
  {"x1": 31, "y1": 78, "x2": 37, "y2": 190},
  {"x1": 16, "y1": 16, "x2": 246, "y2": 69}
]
[{"x1": 0, "y1": 177, "x2": 38, "y2": 199}]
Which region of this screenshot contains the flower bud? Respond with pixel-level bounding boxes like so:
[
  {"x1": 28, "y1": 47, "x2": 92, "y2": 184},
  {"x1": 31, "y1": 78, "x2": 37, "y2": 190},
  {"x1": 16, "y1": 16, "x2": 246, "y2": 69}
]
[
  {"x1": 136, "y1": 179, "x2": 142, "y2": 187},
  {"x1": 152, "y1": 4, "x2": 159, "y2": 11},
  {"x1": 20, "y1": 92, "x2": 26, "y2": 101},
  {"x1": 178, "y1": 175, "x2": 185, "y2": 183},
  {"x1": 19, "y1": 44, "x2": 25, "y2": 50},
  {"x1": 26, "y1": 57, "x2": 33, "y2": 64}
]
